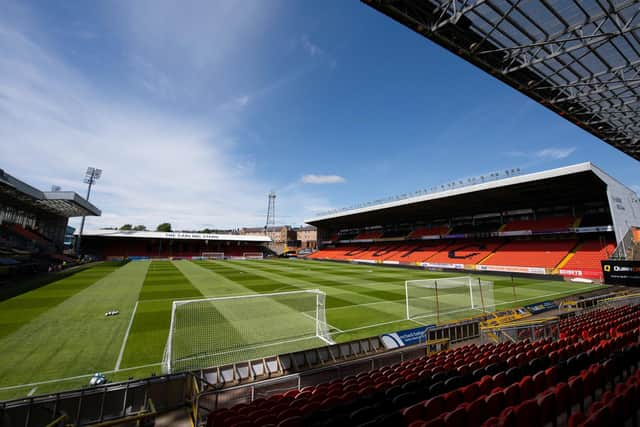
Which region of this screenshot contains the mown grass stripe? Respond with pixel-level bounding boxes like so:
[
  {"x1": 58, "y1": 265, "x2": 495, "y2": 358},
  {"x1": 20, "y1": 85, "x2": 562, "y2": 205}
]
[
  {"x1": 0, "y1": 261, "x2": 148, "y2": 387},
  {"x1": 0, "y1": 262, "x2": 122, "y2": 340},
  {"x1": 119, "y1": 260, "x2": 204, "y2": 368}
]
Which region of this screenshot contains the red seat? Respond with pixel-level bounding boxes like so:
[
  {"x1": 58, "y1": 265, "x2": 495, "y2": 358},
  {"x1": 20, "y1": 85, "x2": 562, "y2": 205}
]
[
  {"x1": 514, "y1": 398, "x2": 539, "y2": 427},
  {"x1": 444, "y1": 406, "x2": 467, "y2": 427},
  {"x1": 498, "y1": 407, "x2": 516, "y2": 427},
  {"x1": 465, "y1": 397, "x2": 486, "y2": 427},
  {"x1": 484, "y1": 391, "x2": 504, "y2": 418},
  {"x1": 503, "y1": 383, "x2": 520, "y2": 407},
  {"x1": 568, "y1": 412, "x2": 586, "y2": 427},
  {"x1": 545, "y1": 366, "x2": 558, "y2": 388},
  {"x1": 462, "y1": 383, "x2": 479, "y2": 403},
  {"x1": 519, "y1": 376, "x2": 535, "y2": 400},
  {"x1": 480, "y1": 416, "x2": 500, "y2": 427},
  {"x1": 277, "y1": 416, "x2": 303, "y2": 427},
  {"x1": 254, "y1": 414, "x2": 277, "y2": 425},
  {"x1": 424, "y1": 395, "x2": 446, "y2": 419},
  {"x1": 299, "y1": 401, "x2": 320, "y2": 414},
  {"x1": 568, "y1": 376, "x2": 585, "y2": 411},
  {"x1": 492, "y1": 372, "x2": 506, "y2": 388},
  {"x1": 538, "y1": 390, "x2": 556, "y2": 426},
  {"x1": 444, "y1": 391, "x2": 462, "y2": 412},
  {"x1": 532, "y1": 371, "x2": 546, "y2": 394},
  {"x1": 555, "y1": 382, "x2": 571, "y2": 416},
  {"x1": 277, "y1": 408, "x2": 300, "y2": 421},
  {"x1": 402, "y1": 402, "x2": 424, "y2": 424},
  {"x1": 478, "y1": 376, "x2": 494, "y2": 395},
  {"x1": 283, "y1": 389, "x2": 299, "y2": 398}
]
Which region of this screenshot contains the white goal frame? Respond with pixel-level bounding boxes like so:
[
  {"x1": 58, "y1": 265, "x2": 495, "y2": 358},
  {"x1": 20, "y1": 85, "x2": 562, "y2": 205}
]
[
  {"x1": 163, "y1": 289, "x2": 332, "y2": 373},
  {"x1": 404, "y1": 276, "x2": 494, "y2": 323},
  {"x1": 201, "y1": 252, "x2": 225, "y2": 260},
  {"x1": 242, "y1": 252, "x2": 264, "y2": 259}
]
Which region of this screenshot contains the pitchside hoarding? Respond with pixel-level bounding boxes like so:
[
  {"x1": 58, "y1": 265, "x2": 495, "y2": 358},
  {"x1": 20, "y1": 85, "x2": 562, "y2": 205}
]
[
  {"x1": 380, "y1": 325, "x2": 434, "y2": 349},
  {"x1": 601, "y1": 260, "x2": 640, "y2": 286}
]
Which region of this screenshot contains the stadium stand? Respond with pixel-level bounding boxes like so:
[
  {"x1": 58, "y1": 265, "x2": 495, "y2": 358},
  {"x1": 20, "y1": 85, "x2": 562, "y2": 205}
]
[
  {"x1": 408, "y1": 226, "x2": 450, "y2": 239},
  {"x1": 355, "y1": 230, "x2": 384, "y2": 240},
  {"x1": 500, "y1": 216, "x2": 578, "y2": 232},
  {"x1": 396, "y1": 242, "x2": 450, "y2": 263},
  {"x1": 79, "y1": 230, "x2": 269, "y2": 259},
  {"x1": 306, "y1": 163, "x2": 638, "y2": 281},
  {"x1": 206, "y1": 303, "x2": 640, "y2": 427},
  {"x1": 425, "y1": 241, "x2": 503, "y2": 265},
  {"x1": 560, "y1": 240, "x2": 616, "y2": 272},
  {"x1": 480, "y1": 239, "x2": 576, "y2": 269}
]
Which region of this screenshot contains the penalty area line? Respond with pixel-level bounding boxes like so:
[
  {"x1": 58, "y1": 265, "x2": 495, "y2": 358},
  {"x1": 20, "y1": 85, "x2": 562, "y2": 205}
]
[
  {"x1": 115, "y1": 301, "x2": 139, "y2": 371},
  {"x1": 300, "y1": 311, "x2": 344, "y2": 333}
]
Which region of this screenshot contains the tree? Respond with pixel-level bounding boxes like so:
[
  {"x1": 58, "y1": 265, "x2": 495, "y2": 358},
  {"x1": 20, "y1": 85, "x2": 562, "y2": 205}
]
[
  {"x1": 133, "y1": 225, "x2": 147, "y2": 231},
  {"x1": 156, "y1": 223, "x2": 172, "y2": 232},
  {"x1": 120, "y1": 224, "x2": 133, "y2": 230}
]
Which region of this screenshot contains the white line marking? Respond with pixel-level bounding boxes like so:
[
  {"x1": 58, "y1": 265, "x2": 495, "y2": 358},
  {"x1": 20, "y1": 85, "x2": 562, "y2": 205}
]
[
  {"x1": 114, "y1": 301, "x2": 139, "y2": 371},
  {"x1": 0, "y1": 362, "x2": 163, "y2": 392},
  {"x1": 300, "y1": 311, "x2": 344, "y2": 333},
  {"x1": 27, "y1": 387, "x2": 37, "y2": 396}
]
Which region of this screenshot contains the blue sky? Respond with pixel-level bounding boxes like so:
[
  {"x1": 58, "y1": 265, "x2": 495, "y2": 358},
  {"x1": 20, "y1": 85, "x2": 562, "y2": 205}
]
[{"x1": 1, "y1": 1, "x2": 638, "y2": 230}]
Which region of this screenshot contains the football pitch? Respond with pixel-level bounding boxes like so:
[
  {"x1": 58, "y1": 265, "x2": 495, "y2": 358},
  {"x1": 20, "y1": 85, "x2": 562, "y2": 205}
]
[{"x1": 0, "y1": 258, "x2": 605, "y2": 400}]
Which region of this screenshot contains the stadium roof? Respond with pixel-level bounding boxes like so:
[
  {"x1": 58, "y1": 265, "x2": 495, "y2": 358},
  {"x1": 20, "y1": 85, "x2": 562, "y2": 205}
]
[
  {"x1": 0, "y1": 169, "x2": 101, "y2": 217},
  {"x1": 78, "y1": 229, "x2": 271, "y2": 243},
  {"x1": 305, "y1": 162, "x2": 634, "y2": 228},
  {"x1": 363, "y1": 0, "x2": 640, "y2": 161}
]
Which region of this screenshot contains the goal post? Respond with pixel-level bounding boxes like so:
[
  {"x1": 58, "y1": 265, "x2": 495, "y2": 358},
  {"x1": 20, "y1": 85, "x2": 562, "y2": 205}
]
[
  {"x1": 162, "y1": 289, "x2": 332, "y2": 373},
  {"x1": 242, "y1": 252, "x2": 264, "y2": 259},
  {"x1": 405, "y1": 276, "x2": 495, "y2": 324},
  {"x1": 201, "y1": 252, "x2": 225, "y2": 260}
]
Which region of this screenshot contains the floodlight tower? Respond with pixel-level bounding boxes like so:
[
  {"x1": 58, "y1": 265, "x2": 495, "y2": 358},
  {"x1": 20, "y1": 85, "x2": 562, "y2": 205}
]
[
  {"x1": 265, "y1": 191, "x2": 276, "y2": 234},
  {"x1": 76, "y1": 167, "x2": 102, "y2": 255}
]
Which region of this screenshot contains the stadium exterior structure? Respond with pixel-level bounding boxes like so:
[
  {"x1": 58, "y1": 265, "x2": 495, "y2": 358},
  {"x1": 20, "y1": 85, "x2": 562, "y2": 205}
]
[
  {"x1": 79, "y1": 229, "x2": 271, "y2": 260},
  {"x1": 0, "y1": 169, "x2": 100, "y2": 251},
  {"x1": 305, "y1": 163, "x2": 640, "y2": 280}
]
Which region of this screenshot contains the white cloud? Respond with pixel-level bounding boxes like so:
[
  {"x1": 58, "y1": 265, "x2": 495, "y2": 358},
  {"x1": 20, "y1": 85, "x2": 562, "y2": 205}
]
[
  {"x1": 535, "y1": 147, "x2": 576, "y2": 160},
  {"x1": 219, "y1": 94, "x2": 251, "y2": 112},
  {"x1": 301, "y1": 35, "x2": 323, "y2": 57},
  {"x1": 0, "y1": 11, "x2": 327, "y2": 230},
  {"x1": 301, "y1": 174, "x2": 346, "y2": 184}
]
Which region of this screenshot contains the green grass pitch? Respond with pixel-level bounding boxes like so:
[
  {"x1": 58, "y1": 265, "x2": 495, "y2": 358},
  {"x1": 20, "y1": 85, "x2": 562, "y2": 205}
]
[{"x1": 0, "y1": 258, "x2": 605, "y2": 399}]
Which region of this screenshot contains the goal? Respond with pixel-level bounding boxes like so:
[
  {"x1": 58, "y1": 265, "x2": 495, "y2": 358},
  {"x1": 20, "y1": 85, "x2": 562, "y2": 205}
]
[
  {"x1": 201, "y1": 252, "x2": 225, "y2": 260},
  {"x1": 243, "y1": 252, "x2": 264, "y2": 260},
  {"x1": 162, "y1": 289, "x2": 332, "y2": 373},
  {"x1": 405, "y1": 276, "x2": 495, "y2": 324}
]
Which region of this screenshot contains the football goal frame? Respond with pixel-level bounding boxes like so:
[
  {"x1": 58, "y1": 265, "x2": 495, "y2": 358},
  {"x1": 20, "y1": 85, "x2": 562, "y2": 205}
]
[
  {"x1": 201, "y1": 252, "x2": 225, "y2": 260},
  {"x1": 162, "y1": 289, "x2": 332, "y2": 373},
  {"x1": 242, "y1": 252, "x2": 264, "y2": 260},
  {"x1": 404, "y1": 276, "x2": 495, "y2": 324}
]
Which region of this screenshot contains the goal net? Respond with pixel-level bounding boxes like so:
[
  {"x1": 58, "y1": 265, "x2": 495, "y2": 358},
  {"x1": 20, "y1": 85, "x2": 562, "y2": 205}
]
[
  {"x1": 201, "y1": 252, "x2": 225, "y2": 260},
  {"x1": 243, "y1": 252, "x2": 264, "y2": 259},
  {"x1": 162, "y1": 289, "x2": 332, "y2": 373},
  {"x1": 405, "y1": 276, "x2": 495, "y2": 324}
]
